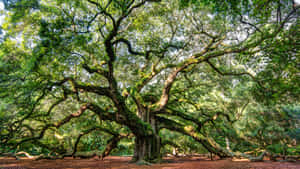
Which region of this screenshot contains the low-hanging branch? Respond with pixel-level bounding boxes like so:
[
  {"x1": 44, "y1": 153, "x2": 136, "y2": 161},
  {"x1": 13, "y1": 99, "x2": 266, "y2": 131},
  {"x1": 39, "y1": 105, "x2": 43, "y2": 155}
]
[
  {"x1": 157, "y1": 116, "x2": 229, "y2": 157},
  {"x1": 72, "y1": 126, "x2": 120, "y2": 157},
  {"x1": 12, "y1": 104, "x2": 92, "y2": 149},
  {"x1": 158, "y1": 115, "x2": 272, "y2": 161},
  {"x1": 100, "y1": 134, "x2": 130, "y2": 159}
]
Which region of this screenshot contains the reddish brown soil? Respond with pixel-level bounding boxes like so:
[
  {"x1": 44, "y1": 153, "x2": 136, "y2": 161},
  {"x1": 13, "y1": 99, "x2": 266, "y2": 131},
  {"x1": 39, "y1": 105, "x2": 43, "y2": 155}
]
[{"x1": 0, "y1": 156, "x2": 299, "y2": 169}]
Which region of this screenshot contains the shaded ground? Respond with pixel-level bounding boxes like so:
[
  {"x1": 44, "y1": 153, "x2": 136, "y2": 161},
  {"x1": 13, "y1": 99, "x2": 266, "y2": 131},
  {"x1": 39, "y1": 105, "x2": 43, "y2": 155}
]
[{"x1": 1, "y1": 156, "x2": 299, "y2": 169}]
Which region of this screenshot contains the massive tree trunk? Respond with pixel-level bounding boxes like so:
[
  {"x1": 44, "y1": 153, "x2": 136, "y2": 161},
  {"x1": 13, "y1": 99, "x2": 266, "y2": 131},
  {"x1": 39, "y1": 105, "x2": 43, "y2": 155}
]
[
  {"x1": 132, "y1": 109, "x2": 161, "y2": 163},
  {"x1": 133, "y1": 134, "x2": 161, "y2": 162}
]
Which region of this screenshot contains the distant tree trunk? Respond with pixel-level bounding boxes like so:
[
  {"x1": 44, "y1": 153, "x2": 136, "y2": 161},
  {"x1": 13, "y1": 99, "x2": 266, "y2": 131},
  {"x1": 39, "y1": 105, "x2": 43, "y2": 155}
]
[
  {"x1": 172, "y1": 147, "x2": 178, "y2": 156},
  {"x1": 225, "y1": 137, "x2": 230, "y2": 151}
]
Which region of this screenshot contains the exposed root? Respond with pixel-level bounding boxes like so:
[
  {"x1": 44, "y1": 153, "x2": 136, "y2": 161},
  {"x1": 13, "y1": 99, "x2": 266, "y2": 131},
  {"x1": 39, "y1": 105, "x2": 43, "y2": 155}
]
[
  {"x1": 269, "y1": 154, "x2": 300, "y2": 162},
  {"x1": 136, "y1": 160, "x2": 152, "y2": 165},
  {"x1": 0, "y1": 152, "x2": 42, "y2": 160}
]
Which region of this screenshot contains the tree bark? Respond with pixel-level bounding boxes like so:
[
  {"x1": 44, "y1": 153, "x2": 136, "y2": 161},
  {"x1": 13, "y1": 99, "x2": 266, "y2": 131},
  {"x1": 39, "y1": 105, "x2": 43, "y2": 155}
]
[
  {"x1": 133, "y1": 111, "x2": 161, "y2": 163},
  {"x1": 133, "y1": 134, "x2": 161, "y2": 163}
]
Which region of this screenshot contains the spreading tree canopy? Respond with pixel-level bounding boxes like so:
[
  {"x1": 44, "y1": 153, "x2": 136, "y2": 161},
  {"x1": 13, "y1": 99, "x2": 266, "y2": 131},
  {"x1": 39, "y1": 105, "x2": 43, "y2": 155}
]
[{"x1": 0, "y1": 0, "x2": 299, "y2": 163}]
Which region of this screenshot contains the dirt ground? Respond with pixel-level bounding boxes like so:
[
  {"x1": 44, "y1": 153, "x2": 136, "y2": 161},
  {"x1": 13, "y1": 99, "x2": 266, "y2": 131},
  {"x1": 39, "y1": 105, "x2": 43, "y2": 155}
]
[{"x1": 0, "y1": 156, "x2": 299, "y2": 169}]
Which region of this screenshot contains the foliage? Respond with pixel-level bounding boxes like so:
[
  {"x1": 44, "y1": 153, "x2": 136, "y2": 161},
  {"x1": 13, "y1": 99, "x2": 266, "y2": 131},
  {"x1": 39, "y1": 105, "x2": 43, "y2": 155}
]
[{"x1": 0, "y1": 0, "x2": 299, "y2": 162}]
